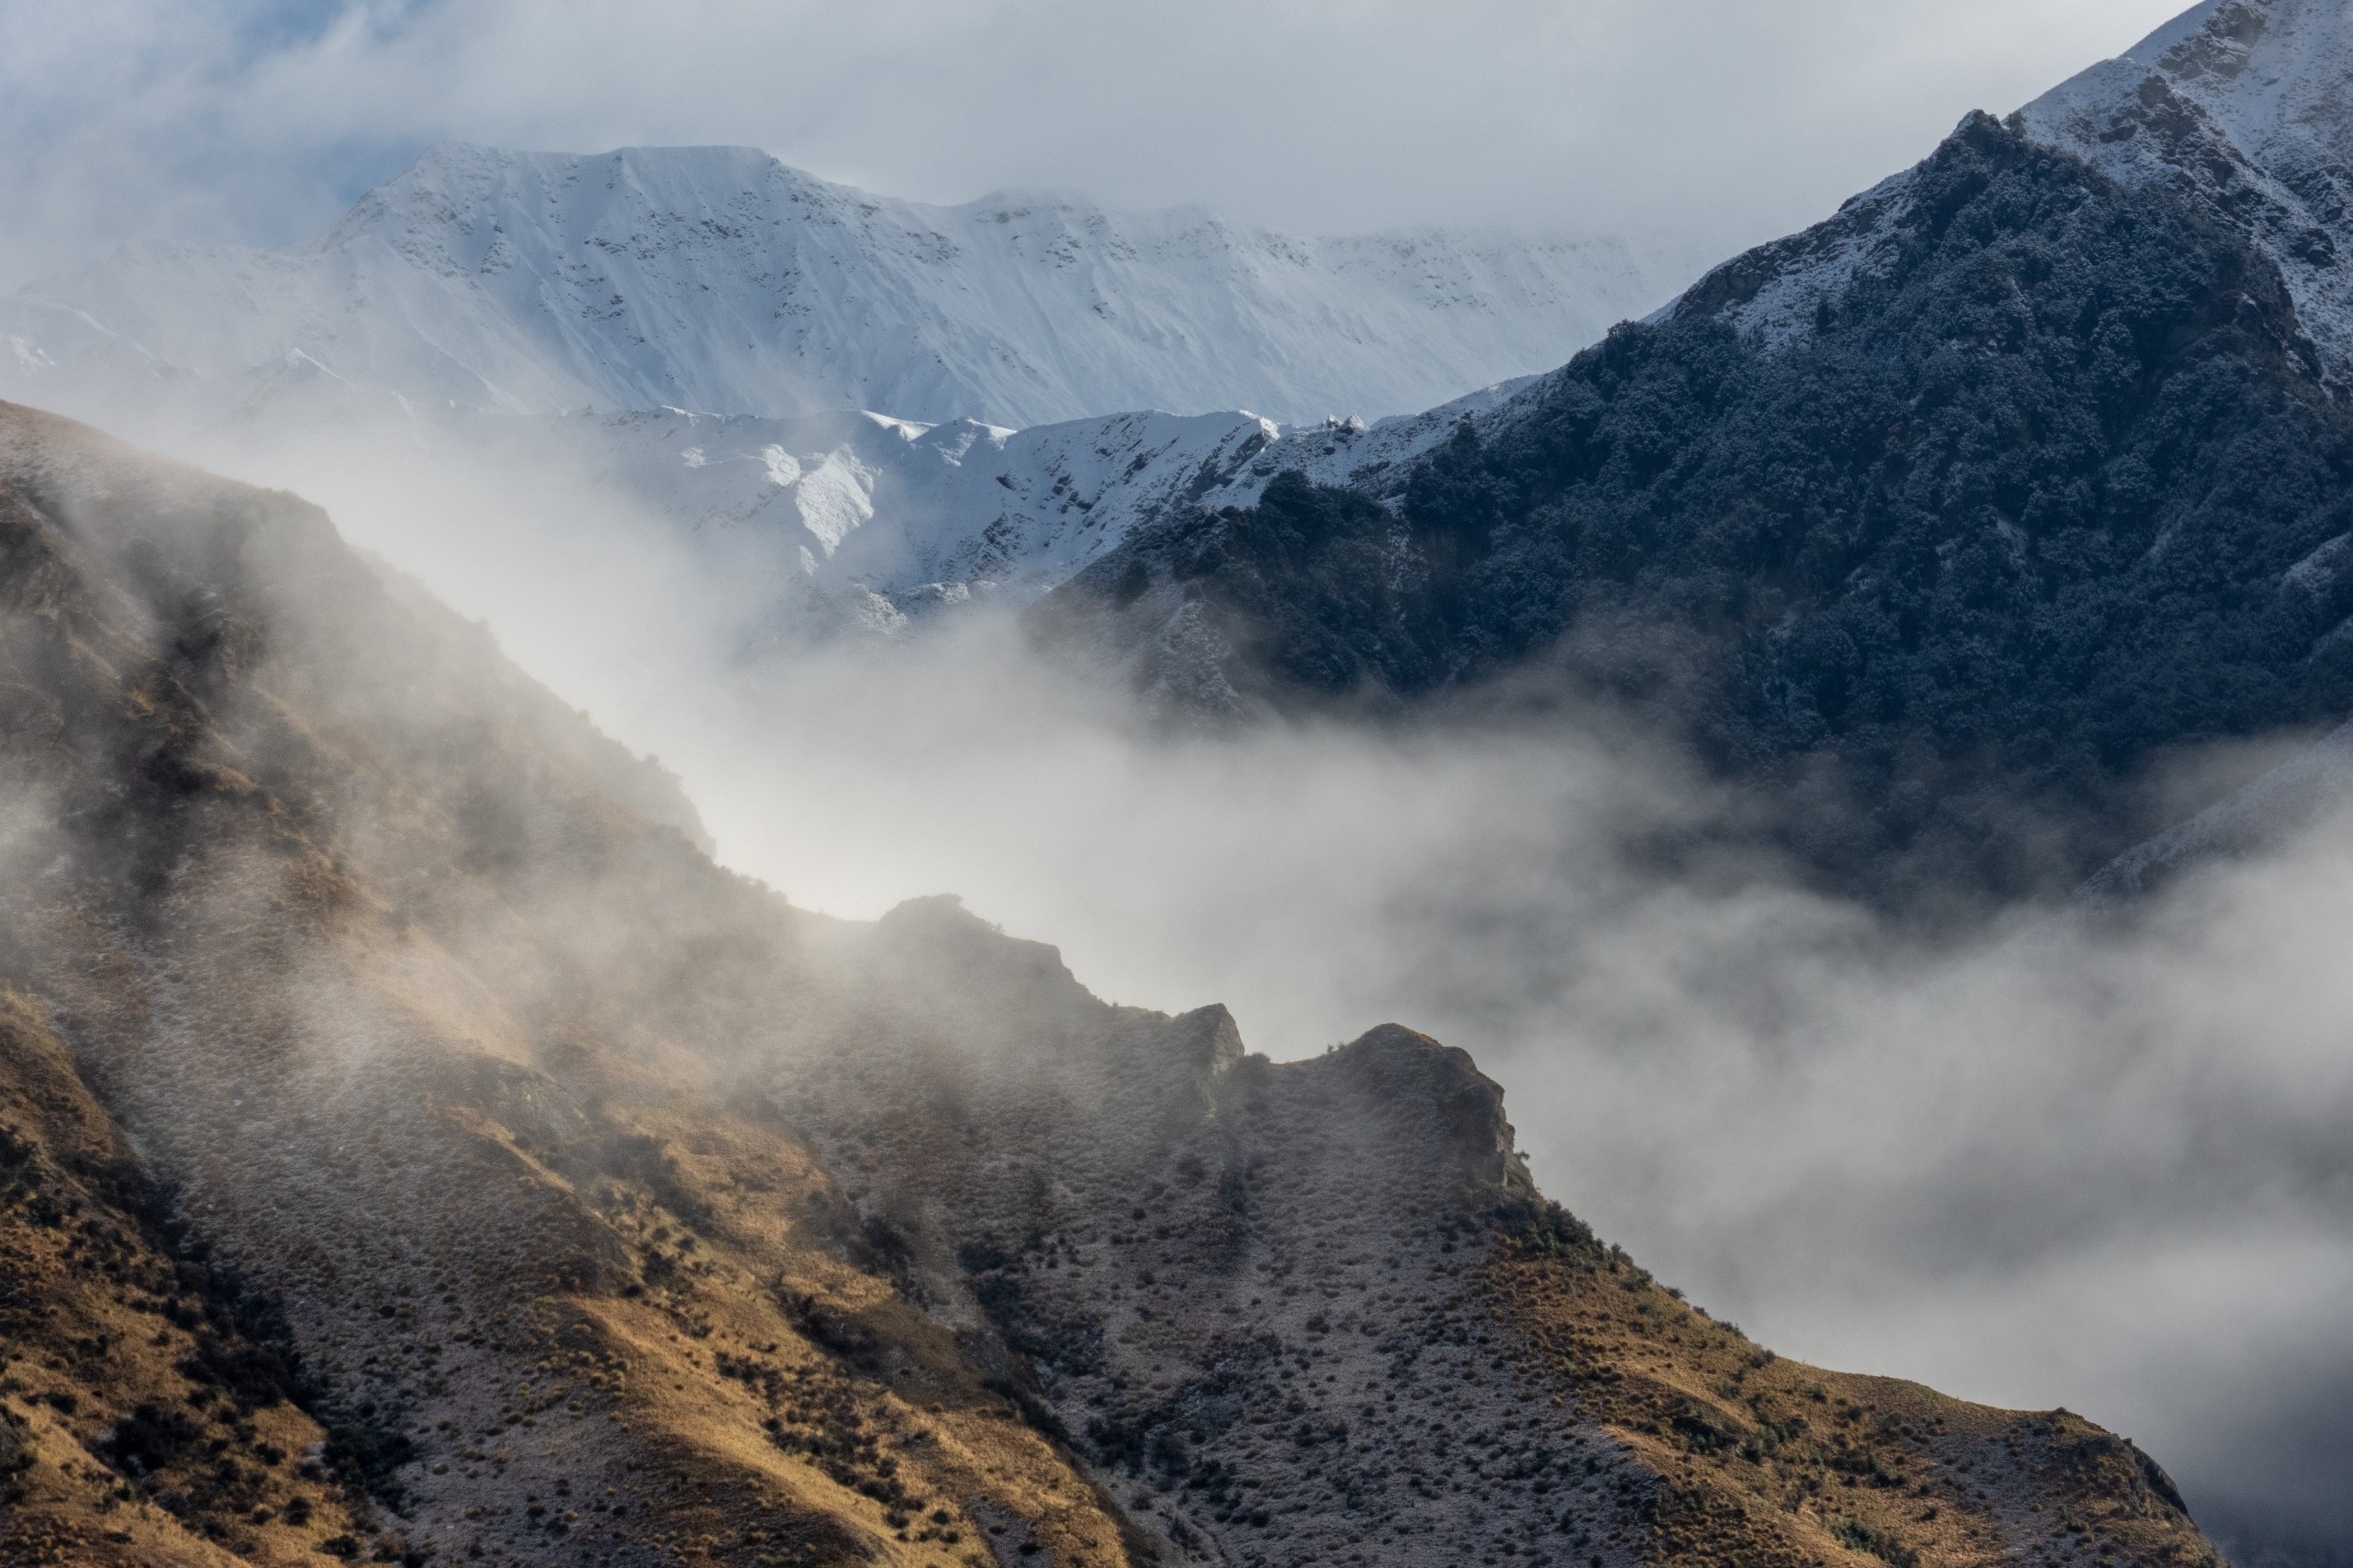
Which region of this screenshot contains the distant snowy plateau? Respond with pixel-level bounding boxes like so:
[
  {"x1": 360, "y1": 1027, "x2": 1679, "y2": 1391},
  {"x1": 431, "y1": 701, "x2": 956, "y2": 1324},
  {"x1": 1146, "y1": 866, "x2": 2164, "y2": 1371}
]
[{"x1": 0, "y1": 142, "x2": 1694, "y2": 631}]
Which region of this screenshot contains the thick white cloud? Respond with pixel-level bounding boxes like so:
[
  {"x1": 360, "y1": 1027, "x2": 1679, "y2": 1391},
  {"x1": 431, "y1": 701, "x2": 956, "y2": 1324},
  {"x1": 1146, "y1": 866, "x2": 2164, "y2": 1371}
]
[{"x1": 2, "y1": 0, "x2": 2194, "y2": 287}]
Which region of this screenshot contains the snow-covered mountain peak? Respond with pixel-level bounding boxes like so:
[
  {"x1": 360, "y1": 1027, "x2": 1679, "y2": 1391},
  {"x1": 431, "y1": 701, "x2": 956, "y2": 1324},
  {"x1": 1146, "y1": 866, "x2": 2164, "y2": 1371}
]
[
  {"x1": 328, "y1": 141, "x2": 896, "y2": 256},
  {"x1": 13, "y1": 143, "x2": 1694, "y2": 430},
  {"x1": 2021, "y1": 0, "x2": 2353, "y2": 384},
  {"x1": 1660, "y1": 2, "x2": 2353, "y2": 378},
  {"x1": 2027, "y1": 0, "x2": 2353, "y2": 165}
]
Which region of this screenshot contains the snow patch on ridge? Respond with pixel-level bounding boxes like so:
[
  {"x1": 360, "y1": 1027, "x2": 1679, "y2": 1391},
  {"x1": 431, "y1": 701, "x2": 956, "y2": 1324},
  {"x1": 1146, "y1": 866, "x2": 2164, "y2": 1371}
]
[
  {"x1": 438, "y1": 375, "x2": 1531, "y2": 635},
  {"x1": 2020, "y1": 0, "x2": 2353, "y2": 387}
]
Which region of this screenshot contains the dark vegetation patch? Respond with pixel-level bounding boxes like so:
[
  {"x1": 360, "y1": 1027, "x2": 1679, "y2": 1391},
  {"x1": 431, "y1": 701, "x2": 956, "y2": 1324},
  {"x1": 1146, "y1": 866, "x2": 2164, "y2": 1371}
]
[
  {"x1": 956, "y1": 1240, "x2": 1107, "y2": 1379},
  {"x1": 0, "y1": 1053, "x2": 406, "y2": 1526},
  {"x1": 1082, "y1": 1333, "x2": 1284, "y2": 1487},
  {"x1": 576, "y1": 1128, "x2": 714, "y2": 1232},
  {"x1": 1489, "y1": 1196, "x2": 1604, "y2": 1262},
  {"x1": 100, "y1": 1401, "x2": 202, "y2": 1474},
  {"x1": 778, "y1": 1291, "x2": 887, "y2": 1375},
  {"x1": 1833, "y1": 1516, "x2": 1923, "y2": 1568},
  {"x1": 1050, "y1": 112, "x2": 2353, "y2": 905}
]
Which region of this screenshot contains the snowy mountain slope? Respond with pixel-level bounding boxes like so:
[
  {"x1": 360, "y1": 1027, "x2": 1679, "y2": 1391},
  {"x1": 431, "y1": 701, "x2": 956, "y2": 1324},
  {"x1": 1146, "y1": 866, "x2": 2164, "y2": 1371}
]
[
  {"x1": 1028, "y1": 103, "x2": 2353, "y2": 907},
  {"x1": 465, "y1": 375, "x2": 1536, "y2": 632},
  {"x1": 0, "y1": 294, "x2": 177, "y2": 413},
  {"x1": 0, "y1": 291, "x2": 1533, "y2": 644},
  {"x1": 2076, "y1": 719, "x2": 2353, "y2": 905},
  {"x1": 1645, "y1": 1, "x2": 2353, "y2": 380},
  {"x1": 1656, "y1": 165, "x2": 1927, "y2": 345},
  {"x1": 2020, "y1": 0, "x2": 2353, "y2": 389},
  {"x1": 1665, "y1": 0, "x2": 2353, "y2": 389},
  {"x1": 12, "y1": 142, "x2": 1690, "y2": 429}
]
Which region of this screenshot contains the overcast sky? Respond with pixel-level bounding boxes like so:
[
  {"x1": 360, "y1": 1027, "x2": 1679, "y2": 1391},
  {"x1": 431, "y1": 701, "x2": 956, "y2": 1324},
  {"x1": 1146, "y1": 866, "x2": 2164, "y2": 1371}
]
[{"x1": 2, "y1": 0, "x2": 2198, "y2": 290}]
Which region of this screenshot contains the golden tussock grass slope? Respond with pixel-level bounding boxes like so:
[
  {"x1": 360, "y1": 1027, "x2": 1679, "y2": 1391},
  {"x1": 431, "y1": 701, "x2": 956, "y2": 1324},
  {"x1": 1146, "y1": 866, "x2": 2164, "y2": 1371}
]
[
  {"x1": 1487, "y1": 1226, "x2": 2216, "y2": 1568},
  {"x1": 0, "y1": 398, "x2": 2226, "y2": 1568},
  {"x1": 0, "y1": 398, "x2": 1139, "y2": 1566},
  {"x1": 0, "y1": 991, "x2": 367, "y2": 1566}
]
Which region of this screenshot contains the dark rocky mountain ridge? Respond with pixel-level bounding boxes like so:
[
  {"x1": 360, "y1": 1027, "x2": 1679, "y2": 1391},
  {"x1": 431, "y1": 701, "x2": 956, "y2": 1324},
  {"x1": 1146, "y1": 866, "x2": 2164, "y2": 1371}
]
[{"x1": 1035, "y1": 110, "x2": 2353, "y2": 904}]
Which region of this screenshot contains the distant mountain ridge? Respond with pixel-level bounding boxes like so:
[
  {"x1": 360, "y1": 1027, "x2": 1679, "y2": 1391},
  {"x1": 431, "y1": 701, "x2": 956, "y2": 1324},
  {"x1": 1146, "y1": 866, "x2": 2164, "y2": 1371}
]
[
  {"x1": 1032, "y1": 36, "x2": 2353, "y2": 903},
  {"x1": 448, "y1": 378, "x2": 1530, "y2": 635},
  {"x1": 2, "y1": 142, "x2": 1689, "y2": 430}
]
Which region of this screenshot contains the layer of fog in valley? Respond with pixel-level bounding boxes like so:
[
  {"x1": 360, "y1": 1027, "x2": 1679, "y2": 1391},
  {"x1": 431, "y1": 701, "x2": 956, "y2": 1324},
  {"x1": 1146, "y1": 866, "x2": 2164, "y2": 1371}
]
[{"x1": 164, "y1": 411, "x2": 2353, "y2": 1561}]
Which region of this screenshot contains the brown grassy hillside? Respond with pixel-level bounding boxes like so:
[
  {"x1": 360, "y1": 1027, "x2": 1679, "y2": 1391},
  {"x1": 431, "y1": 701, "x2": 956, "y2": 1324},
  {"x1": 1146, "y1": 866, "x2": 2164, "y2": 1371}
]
[{"x1": 0, "y1": 400, "x2": 2221, "y2": 1567}]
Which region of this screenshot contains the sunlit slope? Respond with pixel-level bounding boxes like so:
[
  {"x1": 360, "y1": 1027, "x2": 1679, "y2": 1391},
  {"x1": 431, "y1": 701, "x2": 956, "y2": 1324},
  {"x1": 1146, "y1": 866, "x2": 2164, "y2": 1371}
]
[
  {"x1": 0, "y1": 400, "x2": 2216, "y2": 1565},
  {"x1": 0, "y1": 398, "x2": 1131, "y2": 1567},
  {"x1": 0, "y1": 993, "x2": 370, "y2": 1567},
  {"x1": 1489, "y1": 1245, "x2": 2207, "y2": 1566}
]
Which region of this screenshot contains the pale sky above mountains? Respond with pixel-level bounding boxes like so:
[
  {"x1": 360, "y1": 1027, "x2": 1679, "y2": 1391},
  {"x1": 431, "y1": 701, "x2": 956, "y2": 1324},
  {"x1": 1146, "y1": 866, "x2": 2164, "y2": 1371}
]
[{"x1": 3, "y1": 0, "x2": 2192, "y2": 290}]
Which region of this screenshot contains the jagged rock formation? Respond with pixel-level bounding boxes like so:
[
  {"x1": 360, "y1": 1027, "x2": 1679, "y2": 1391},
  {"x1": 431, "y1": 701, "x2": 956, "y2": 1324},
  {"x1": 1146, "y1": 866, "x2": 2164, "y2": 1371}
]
[
  {"x1": 1035, "y1": 108, "x2": 2353, "y2": 901},
  {"x1": 0, "y1": 402, "x2": 2220, "y2": 1565}
]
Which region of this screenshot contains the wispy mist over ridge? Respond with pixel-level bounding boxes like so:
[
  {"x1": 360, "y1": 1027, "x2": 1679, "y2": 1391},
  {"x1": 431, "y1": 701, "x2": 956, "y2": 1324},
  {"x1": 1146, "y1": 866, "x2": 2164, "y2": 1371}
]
[
  {"x1": 186, "y1": 397, "x2": 2352, "y2": 1559},
  {"x1": 1, "y1": 398, "x2": 2237, "y2": 1565}
]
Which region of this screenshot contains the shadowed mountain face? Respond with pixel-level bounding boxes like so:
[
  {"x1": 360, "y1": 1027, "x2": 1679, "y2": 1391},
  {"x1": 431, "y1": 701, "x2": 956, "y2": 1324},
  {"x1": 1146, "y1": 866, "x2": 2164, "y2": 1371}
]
[
  {"x1": 1037, "y1": 113, "x2": 2353, "y2": 905},
  {"x1": 0, "y1": 401, "x2": 2217, "y2": 1566}
]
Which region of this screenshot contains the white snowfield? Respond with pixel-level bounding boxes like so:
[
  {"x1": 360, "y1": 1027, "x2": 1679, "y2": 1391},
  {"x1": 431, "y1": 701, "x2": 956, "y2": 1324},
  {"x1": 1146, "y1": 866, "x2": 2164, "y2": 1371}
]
[
  {"x1": 6, "y1": 142, "x2": 1684, "y2": 431},
  {"x1": 489, "y1": 375, "x2": 1532, "y2": 630},
  {"x1": 2020, "y1": 0, "x2": 2353, "y2": 389}
]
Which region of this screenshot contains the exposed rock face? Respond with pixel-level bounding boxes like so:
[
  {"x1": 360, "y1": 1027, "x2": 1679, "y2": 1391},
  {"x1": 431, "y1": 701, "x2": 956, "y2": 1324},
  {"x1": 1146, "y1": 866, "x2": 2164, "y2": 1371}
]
[
  {"x1": 0, "y1": 402, "x2": 2218, "y2": 1566},
  {"x1": 780, "y1": 981, "x2": 1666, "y2": 1568}
]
